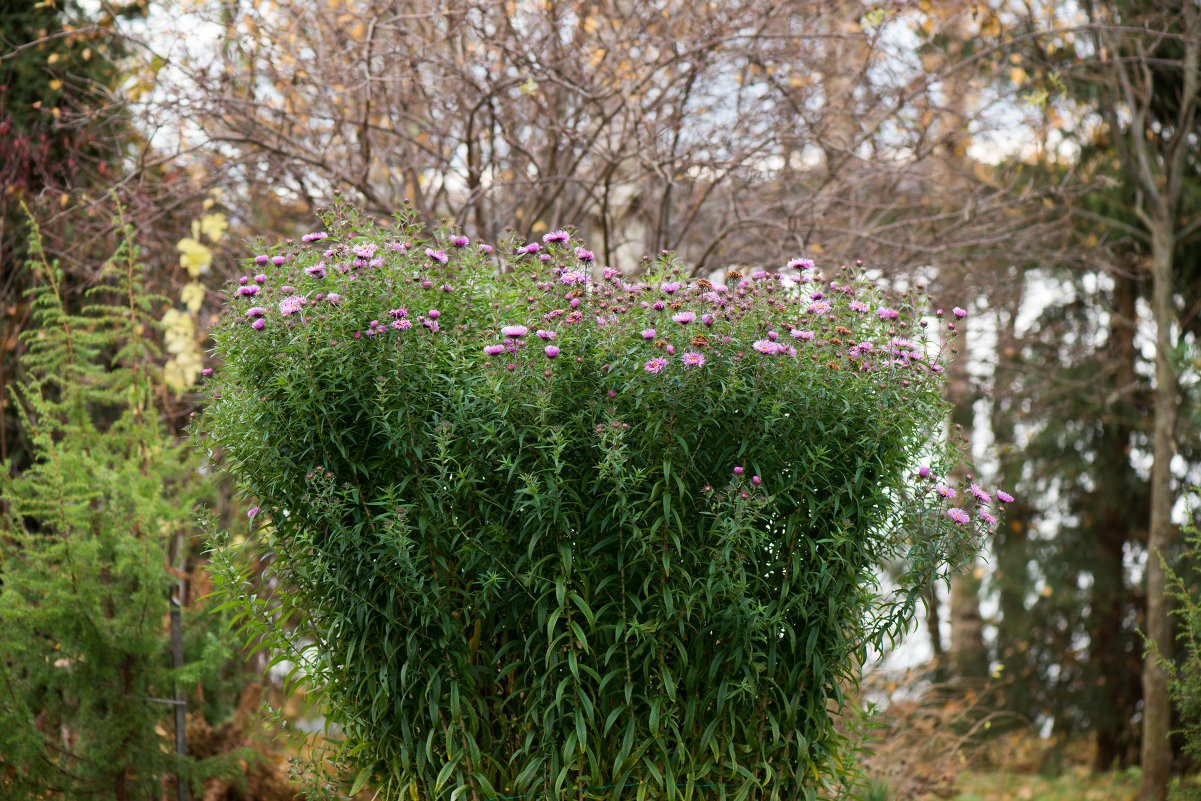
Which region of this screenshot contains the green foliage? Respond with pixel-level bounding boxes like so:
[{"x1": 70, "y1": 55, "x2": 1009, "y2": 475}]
[
  {"x1": 198, "y1": 200, "x2": 995, "y2": 800},
  {"x1": 0, "y1": 210, "x2": 229, "y2": 799},
  {"x1": 1166, "y1": 505, "x2": 1201, "y2": 798}
]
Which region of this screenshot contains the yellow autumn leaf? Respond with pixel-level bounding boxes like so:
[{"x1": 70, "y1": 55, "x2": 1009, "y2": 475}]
[
  {"x1": 203, "y1": 187, "x2": 225, "y2": 210},
  {"x1": 161, "y1": 308, "x2": 195, "y2": 354},
  {"x1": 177, "y1": 237, "x2": 212, "y2": 276},
  {"x1": 199, "y1": 212, "x2": 228, "y2": 243},
  {"x1": 164, "y1": 347, "x2": 204, "y2": 395},
  {"x1": 48, "y1": 79, "x2": 62, "y2": 91},
  {"x1": 1010, "y1": 67, "x2": 1028, "y2": 85},
  {"x1": 180, "y1": 281, "x2": 205, "y2": 314}
]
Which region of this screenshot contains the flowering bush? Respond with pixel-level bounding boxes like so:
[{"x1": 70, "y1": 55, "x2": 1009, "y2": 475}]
[{"x1": 198, "y1": 200, "x2": 1007, "y2": 800}]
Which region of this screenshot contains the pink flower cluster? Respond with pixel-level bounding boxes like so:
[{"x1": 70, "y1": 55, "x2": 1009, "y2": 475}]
[{"x1": 916, "y1": 467, "x2": 1014, "y2": 530}]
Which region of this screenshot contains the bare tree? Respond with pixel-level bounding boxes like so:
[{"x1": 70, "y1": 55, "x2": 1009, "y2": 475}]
[
  {"x1": 1012, "y1": 0, "x2": 1201, "y2": 793},
  {"x1": 148, "y1": 0, "x2": 1068, "y2": 283},
  {"x1": 1075, "y1": 4, "x2": 1201, "y2": 797}
]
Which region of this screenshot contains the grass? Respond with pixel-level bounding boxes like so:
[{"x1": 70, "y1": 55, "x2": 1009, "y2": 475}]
[{"x1": 951, "y1": 766, "x2": 1141, "y2": 801}]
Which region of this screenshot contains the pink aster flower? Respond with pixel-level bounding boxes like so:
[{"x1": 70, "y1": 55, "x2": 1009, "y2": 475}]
[
  {"x1": 807, "y1": 301, "x2": 831, "y2": 315},
  {"x1": 543, "y1": 229, "x2": 570, "y2": 243},
  {"x1": 251, "y1": 318, "x2": 266, "y2": 330},
  {"x1": 918, "y1": 466, "x2": 932, "y2": 478},
  {"x1": 978, "y1": 510, "x2": 998, "y2": 526},
  {"x1": 426, "y1": 248, "x2": 449, "y2": 264},
  {"x1": 390, "y1": 308, "x2": 408, "y2": 318},
  {"x1": 271, "y1": 255, "x2": 286, "y2": 266},
  {"x1": 238, "y1": 285, "x2": 259, "y2": 296},
  {"x1": 849, "y1": 300, "x2": 869, "y2": 313},
  {"x1": 644, "y1": 357, "x2": 668, "y2": 373},
  {"x1": 787, "y1": 257, "x2": 815, "y2": 270},
  {"x1": 254, "y1": 255, "x2": 269, "y2": 265},
  {"x1": 451, "y1": 236, "x2": 470, "y2": 247},
  {"x1": 953, "y1": 307, "x2": 967, "y2": 318},
  {"x1": 245, "y1": 306, "x2": 268, "y2": 317},
  {"x1": 682, "y1": 351, "x2": 706, "y2": 367},
  {"x1": 560, "y1": 270, "x2": 588, "y2": 285},
  {"x1": 935, "y1": 484, "x2": 956, "y2": 499},
  {"x1": 478, "y1": 243, "x2": 493, "y2": 254},
  {"x1": 254, "y1": 273, "x2": 267, "y2": 284},
  {"x1": 878, "y1": 308, "x2": 900, "y2": 320},
  {"x1": 997, "y1": 490, "x2": 1015, "y2": 504},
  {"x1": 969, "y1": 483, "x2": 991, "y2": 504},
  {"x1": 752, "y1": 475, "x2": 762, "y2": 485},
  {"x1": 671, "y1": 310, "x2": 696, "y2": 324},
  {"x1": 577, "y1": 247, "x2": 596, "y2": 262},
  {"x1": 518, "y1": 242, "x2": 540, "y2": 254},
  {"x1": 641, "y1": 328, "x2": 656, "y2": 339},
  {"x1": 536, "y1": 329, "x2": 556, "y2": 340},
  {"x1": 325, "y1": 293, "x2": 342, "y2": 305},
  {"x1": 947, "y1": 507, "x2": 970, "y2": 524},
  {"x1": 352, "y1": 243, "x2": 377, "y2": 259},
  {"x1": 305, "y1": 263, "x2": 326, "y2": 279},
  {"x1": 660, "y1": 281, "x2": 681, "y2": 294},
  {"x1": 484, "y1": 344, "x2": 505, "y2": 355},
  {"x1": 544, "y1": 345, "x2": 560, "y2": 358},
  {"x1": 279, "y1": 297, "x2": 304, "y2": 315},
  {"x1": 428, "y1": 309, "x2": 440, "y2": 319},
  {"x1": 202, "y1": 368, "x2": 213, "y2": 377},
  {"x1": 791, "y1": 329, "x2": 816, "y2": 340},
  {"x1": 752, "y1": 339, "x2": 785, "y2": 354},
  {"x1": 501, "y1": 324, "x2": 528, "y2": 337},
  {"x1": 734, "y1": 466, "x2": 744, "y2": 475}
]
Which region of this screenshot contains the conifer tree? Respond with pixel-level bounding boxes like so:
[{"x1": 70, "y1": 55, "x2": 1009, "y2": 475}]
[{"x1": 0, "y1": 209, "x2": 231, "y2": 800}]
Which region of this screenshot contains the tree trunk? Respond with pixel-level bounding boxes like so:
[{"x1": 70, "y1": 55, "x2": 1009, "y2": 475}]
[
  {"x1": 1140, "y1": 213, "x2": 1176, "y2": 801},
  {"x1": 990, "y1": 285, "x2": 1033, "y2": 721},
  {"x1": 947, "y1": 319, "x2": 988, "y2": 683},
  {"x1": 1091, "y1": 268, "x2": 1141, "y2": 770}
]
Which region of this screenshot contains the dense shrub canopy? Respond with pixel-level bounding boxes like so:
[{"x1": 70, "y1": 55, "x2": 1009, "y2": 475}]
[{"x1": 199, "y1": 201, "x2": 999, "y2": 800}]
